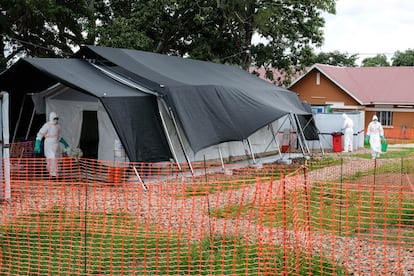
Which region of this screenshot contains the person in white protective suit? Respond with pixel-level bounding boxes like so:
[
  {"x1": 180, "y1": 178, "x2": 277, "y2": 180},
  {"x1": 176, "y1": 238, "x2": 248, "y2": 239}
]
[
  {"x1": 365, "y1": 115, "x2": 386, "y2": 159},
  {"x1": 34, "y1": 112, "x2": 69, "y2": 178},
  {"x1": 342, "y1": 113, "x2": 354, "y2": 152}
]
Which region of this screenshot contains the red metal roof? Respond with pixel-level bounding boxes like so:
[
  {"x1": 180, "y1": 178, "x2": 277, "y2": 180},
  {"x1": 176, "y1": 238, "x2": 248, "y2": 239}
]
[
  {"x1": 249, "y1": 67, "x2": 303, "y2": 86},
  {"x1": 249, "y1": 67, "x2": 283, "y2": 84},
  {"x1": 311, "y1": 64, "x2": 414, "y2": 105}
]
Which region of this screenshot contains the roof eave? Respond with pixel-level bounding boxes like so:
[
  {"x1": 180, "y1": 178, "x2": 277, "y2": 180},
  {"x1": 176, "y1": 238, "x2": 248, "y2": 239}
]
[
  {"x1": 313, "y1": 64, "x2": 364, "y2": 105},
  {"x1": 362, "y1": 101, "x2": 414, "y2": 105}
]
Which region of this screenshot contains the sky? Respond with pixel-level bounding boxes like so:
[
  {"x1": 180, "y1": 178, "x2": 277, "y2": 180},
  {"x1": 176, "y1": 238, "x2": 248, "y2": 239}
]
[{"x1": 320, "y1": 0, "x2": 414, "y2": 64}]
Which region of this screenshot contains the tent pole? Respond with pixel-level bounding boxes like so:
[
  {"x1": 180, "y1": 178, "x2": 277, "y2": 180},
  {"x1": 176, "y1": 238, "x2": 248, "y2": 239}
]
[
  {"x1": 157, "y1": 99, "x2": 181, "y2": 171},
  {"x1": 168, "y1": 107, "x2": 194, "y2": 175},
  {"x1": 11, "y1": 93, "x2": 27, "y2": 150},
  {"x1": 318, "y1": 138, "x2": 325, "y2": 156},
  {"x1": 217, "y1": 144, "x2": 225, "y2": 170},
  {"x1": 246, "y1": 138, "x2": 256, "y2": 164},
  {"x1": 266, "y1": 124, "x2": 283, "y2": 159},
  {"x1": 288, "y1": 113, "x2": 307, "y2": 157},
  {"x1": 25, "y1": 106, "x2": 36, "y2": 140},
  {"x1": 294, "y1": 113, "x2": 311, "y2": 155},
  {"x1": 275, "y1": 115, "x2": 290, "y2": 135},
  {"x1": 264, "y1": 124, "x2": 280, "y2": 153},
  {"x1": 272, "y1": 115, "x2": 291, "y2": 157},
  {"x1": 303, "y1": 114, "x2": 325, "y2": 156},
  {"x1": 263, "y1": 116, "x2": 289, "y2": 159}
]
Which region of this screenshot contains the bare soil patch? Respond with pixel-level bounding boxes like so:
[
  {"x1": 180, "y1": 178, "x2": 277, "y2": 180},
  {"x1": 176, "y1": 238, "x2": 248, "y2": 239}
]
[{"x1": 344, "y1": 172, "x2": 414, "y2": 193}]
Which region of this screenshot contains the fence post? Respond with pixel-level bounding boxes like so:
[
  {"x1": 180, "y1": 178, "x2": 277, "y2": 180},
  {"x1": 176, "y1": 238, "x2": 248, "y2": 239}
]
[{"x1": 281, "y1": 172, "x2": 288, "y2": 276}]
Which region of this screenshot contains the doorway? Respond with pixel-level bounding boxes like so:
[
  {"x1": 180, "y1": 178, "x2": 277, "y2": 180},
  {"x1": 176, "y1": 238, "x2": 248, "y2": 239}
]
[{"x1": 79, "y1": 110, "x2": 99, "y2": 159}]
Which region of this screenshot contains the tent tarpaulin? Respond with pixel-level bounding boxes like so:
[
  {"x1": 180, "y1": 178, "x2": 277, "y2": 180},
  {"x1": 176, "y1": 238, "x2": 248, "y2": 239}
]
[
  {"x1": 76, "y1": 46, "x2": 311, "y2": 151},
  {"x1": 0, "y1": 46, "x2": 312, "y2": 162},
  {"x1": 0, "y1": 58, "x2": 171, "y2": 162}
]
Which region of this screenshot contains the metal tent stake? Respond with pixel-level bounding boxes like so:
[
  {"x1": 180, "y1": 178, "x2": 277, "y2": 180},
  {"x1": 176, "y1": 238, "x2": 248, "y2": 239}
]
[{"x1": 133, "y1": 166, "x2": 148, "y2": 191}]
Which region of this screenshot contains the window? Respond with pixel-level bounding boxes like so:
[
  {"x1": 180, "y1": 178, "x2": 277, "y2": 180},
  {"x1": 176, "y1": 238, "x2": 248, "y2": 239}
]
[{"x1": 376, "y1": 111, "x2": 393, "y2": 126}]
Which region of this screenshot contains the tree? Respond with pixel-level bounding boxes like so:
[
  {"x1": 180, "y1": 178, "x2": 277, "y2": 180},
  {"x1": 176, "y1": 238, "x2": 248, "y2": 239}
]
[
  {"x1": 1, "y1": 0, "x2": 337, "y2": 86},
  {"x1": 361, "y1": 54, "x2": 390, "y2": 67},
  {"x1": 0, "y1": 0, "x2": 94, "y2": 69},
  {"x1": 300, "y1": 48, "x2": 358, "y2": 67},
  {"x1": 391, "y1": 49, "x2": 414, "y2": 66},
  {"x1": 92, "y1": 0, "x2": 336, "y2": 84}
]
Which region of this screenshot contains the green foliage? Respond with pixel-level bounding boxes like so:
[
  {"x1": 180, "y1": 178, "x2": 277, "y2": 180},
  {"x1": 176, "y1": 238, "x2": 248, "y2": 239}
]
[
  {"x1": 361, "y1": 54, "x2": 390, "y2": 67},
  {"x1": 1, "y1": 0, "x2": 337, "y2": 82},
  {"x1": 92, "y1": 0, "x2": 336, "y2": 77},
  {"x1": 0, "y1": 0, "x2": 94, "y2": 65},
  {"x1": 302, "y1": 50, "x2": 359, "y2": 67},
  {"x1": 391, "y1": 49, "x2": 414, "y2": 66},
  {"x1": 95, "y1": 17, "x2": 153, "y2": 50}
]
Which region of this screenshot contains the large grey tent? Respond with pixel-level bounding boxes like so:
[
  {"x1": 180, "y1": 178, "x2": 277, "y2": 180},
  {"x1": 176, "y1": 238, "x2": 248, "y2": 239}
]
[
  {"x1": 0, "y1": 58, "x2": 171, "y2": 162},
  {"x1": 0, "y1": 45, "x2": 312, "y2": 163}
]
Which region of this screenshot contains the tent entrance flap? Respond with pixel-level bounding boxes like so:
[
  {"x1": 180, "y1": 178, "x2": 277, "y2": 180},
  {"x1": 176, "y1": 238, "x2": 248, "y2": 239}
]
[{"x1": 101, "y1": 96, "x2": 172, "y2": 162}]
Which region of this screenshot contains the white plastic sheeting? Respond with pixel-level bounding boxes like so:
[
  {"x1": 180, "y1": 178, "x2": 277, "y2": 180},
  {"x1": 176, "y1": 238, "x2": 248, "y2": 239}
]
[
  {"x1": 1, "y1": 92, "x2": 11, "y2": 201},
  {"x1": 37, "y1": 85, "x2": 129, "y2": 164},
  {"x1": 307, "y1": 112, "x2": 364, "y2": 151}
]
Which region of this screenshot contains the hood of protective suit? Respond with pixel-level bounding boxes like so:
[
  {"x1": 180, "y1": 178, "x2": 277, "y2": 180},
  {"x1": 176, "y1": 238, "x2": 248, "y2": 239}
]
[
  {"x1": 372, "y1": 115, "x2": 378, "y2": 121},
  {"x1": 49, "y1": 111, "x2": 59, "y2": 124},
  {"x1": 342, "y1": 113, "x2": 348, "y2": 119}
]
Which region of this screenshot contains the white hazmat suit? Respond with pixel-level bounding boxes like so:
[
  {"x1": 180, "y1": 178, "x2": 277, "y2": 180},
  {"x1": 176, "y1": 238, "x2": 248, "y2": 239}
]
[
  {"x1": 365, "y1": 115, "x2": 385, "y2": 159},
  {"x1": 35, "y1": 112, "x2": 69, "y2": 177},
  {"x1": 342, "y1": 113, "x2": 354, "y2": 152}
]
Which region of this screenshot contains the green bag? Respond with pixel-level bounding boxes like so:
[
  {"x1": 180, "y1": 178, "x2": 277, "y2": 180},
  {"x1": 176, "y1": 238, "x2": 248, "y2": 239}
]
[{"x1": 381, "y1": 141, "x2": 388, "y2": 152}]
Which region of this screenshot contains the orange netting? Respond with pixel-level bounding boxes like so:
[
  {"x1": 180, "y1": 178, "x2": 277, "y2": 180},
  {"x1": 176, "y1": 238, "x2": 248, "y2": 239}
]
[{"x1": 0, "y1": 147, "x2": 413, "y2": 275}]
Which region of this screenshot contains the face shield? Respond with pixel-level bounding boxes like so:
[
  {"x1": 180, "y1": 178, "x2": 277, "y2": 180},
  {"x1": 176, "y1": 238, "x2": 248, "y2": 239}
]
[{"x1": 49, "y1": 112, "x2": 59, "y2": 124}]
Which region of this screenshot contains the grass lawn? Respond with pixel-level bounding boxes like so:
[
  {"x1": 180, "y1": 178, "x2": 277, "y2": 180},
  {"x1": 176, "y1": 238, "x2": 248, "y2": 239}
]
[
  {"x1": 351, "y1": 145, "x2": 414, "y2": 159},
  {"x1": 212, "y1": 180, "x2": 414, "y2": 246},
  {"x1": 0, "y1": 208, "x2": 347, "y2": 275}
]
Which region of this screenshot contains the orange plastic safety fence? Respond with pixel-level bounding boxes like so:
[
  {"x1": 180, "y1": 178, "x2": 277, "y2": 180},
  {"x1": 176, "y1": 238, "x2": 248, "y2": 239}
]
[{"x1": 0, "y1": 156, "x2": 413, "y2": 275}]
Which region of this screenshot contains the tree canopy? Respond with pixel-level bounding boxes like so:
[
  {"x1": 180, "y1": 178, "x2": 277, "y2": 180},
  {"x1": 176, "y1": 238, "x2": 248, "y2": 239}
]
[
  {"x1": 361, "y1": 54, "x2": 390, "y2": 67},
  {"x1": 3, "y1": 1, "x2": 414, "y2": 77},
  {"x1": 359, "y1": 49, "x2": 414, "y2": 67},
  {"x1": 1, "y1": 0, "x2": 337, "y2": 80},
  {"x1": 0, "y1": 0, "x2": 94, "y2": 69},
  {"x1": 391, "y1": 49, "x2": 414, "y2": 66},
  {"x1": 301, "y1": 49, "x2": 358, "y2": 67}
]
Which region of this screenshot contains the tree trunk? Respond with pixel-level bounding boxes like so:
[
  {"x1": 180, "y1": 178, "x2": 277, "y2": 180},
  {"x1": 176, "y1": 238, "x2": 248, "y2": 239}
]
[{"x1": 241, "y1": 4, "x2": 255, "y2": 70}]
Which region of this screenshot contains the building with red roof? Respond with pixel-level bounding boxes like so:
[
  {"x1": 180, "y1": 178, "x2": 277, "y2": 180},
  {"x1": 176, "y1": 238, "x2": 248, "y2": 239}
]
[{"x1": 289, "y1": 64, "x2": 414, "y2": 132}]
